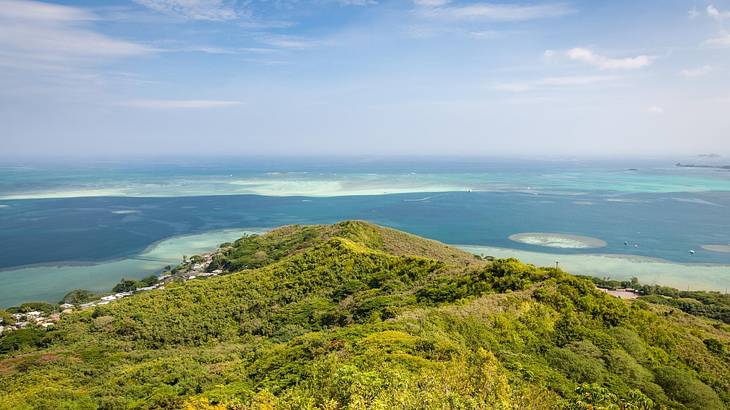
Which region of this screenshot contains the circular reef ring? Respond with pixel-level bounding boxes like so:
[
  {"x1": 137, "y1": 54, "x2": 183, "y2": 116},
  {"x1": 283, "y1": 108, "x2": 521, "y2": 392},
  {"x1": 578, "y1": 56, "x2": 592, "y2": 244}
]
[{"x1": 509, "y1": 232, "x2": 607, "y2": 249}]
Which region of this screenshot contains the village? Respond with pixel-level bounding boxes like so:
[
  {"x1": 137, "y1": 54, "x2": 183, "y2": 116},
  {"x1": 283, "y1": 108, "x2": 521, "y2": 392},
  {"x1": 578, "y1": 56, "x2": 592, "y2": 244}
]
[{"x1": 1, "y1": 250, "x2": 225, "y2": 336}]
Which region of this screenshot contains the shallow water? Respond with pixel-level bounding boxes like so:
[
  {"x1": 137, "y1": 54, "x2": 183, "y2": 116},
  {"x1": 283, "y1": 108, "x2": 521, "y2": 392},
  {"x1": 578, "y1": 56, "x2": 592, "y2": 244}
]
[
  {"x1": 458, "y1": 245, "x2": 730, "y2": 292},
  {"x1": 0, "y1": 159, "x2": 729, "y2": 306},
  {"x1": 0, "y1": 229, "x2": 263, "y2": 307}
]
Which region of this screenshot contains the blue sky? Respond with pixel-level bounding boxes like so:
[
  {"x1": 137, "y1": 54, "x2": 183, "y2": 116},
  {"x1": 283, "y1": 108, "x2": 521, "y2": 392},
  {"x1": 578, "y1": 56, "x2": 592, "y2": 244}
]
[{"x1": 1, "y1": 0, "x2": 730, "y2": 158}]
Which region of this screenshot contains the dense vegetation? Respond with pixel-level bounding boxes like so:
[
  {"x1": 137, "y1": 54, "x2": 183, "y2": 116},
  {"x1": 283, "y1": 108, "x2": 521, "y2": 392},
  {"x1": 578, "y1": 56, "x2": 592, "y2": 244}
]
[
  {"x1": 586, "y1": 276, "x2": 730, "y2": 324},
  {"x1": 1, "y1": 221, "x2": 728, "y2": 409}
]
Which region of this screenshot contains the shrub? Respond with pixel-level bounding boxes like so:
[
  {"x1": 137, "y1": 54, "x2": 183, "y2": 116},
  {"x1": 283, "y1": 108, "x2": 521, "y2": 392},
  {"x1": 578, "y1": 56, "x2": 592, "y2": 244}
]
[{"x1": 653, "y1": 366, "x2": 723, "y2": 409}]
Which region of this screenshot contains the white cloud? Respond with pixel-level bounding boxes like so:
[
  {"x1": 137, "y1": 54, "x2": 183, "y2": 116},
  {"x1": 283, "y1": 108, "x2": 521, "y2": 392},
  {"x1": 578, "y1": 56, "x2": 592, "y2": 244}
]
[
  {"x1": 468, "y1": 30, "x2": 501, "y2": 39},
  {"x1": 121, "y1": 99, "x2": 243, "y2": 109},
  {"x1": 707, "y1": 5, "x2": 730, "y2": 20},
  {"x1": 257, "y1": 35, "x2": 328, "y2": 49},
  {"x1": 338, "y1": 0, "x2": 378, "y2": 5},
  {"x1": 0, "y1": 0, "x2": 96, "y2": 21},
  {"x1": 705, "y1": 33, "x2": 730, "y2": 47},
  {"x1": 414, "y1": 0, "x2": 451, "y2": 6},
  {"x1": 133, "y1": 0, "x2": 240, "y2": 21},
  {"x1": 566, "y1": 47, "x2": 653, "y2": 70},
  {"x1": 493, "y1": 83, "x2": 531, "y2": 92},
  {"x1": 680, "y1": 65, "x2": 713, "y2": 77},
  {"x1": 538, "y1": 75, "x2": 615, "y2": 85},
  {"x1": 688, "y1": 7, "x2": 700, "y2": 19},
  {"x1": 648, "y1": 105, "x2": 664, "y2": 114},
  {"x1": 493, "y1": 75, "x2": 615, "y2": 92},
  {"x1": 416, "y1": 2, "x2": 574, "y2": 22},
  {"x1": 0, "y1": 0, "x2": 151, "y2": 69}
]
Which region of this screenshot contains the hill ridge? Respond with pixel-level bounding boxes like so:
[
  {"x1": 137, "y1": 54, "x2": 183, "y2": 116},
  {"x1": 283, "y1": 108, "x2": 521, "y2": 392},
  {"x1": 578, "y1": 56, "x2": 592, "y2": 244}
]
[{"x1": 1, "y1": 221, "x2": 729, "y2": 409}]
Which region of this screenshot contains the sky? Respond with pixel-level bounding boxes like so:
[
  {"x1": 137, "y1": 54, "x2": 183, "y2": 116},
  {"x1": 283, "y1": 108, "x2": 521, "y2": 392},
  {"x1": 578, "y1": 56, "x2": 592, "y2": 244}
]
[{"x1": 1, "y1": 0, "x2": 730, "y2": 158}]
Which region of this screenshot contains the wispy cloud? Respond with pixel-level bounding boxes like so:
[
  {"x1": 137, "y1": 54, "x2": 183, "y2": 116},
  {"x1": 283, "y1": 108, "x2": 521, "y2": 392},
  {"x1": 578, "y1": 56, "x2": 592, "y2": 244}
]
[
  {"x1": 493, "y1": 75, "x2": 616, "y2": 92},
  {"x1": 468, "y1": 30, "x2": 501, "y2": 39},
  {"x1": 0, "y1": 0, "x2": 152, "y2": 71},
  {"x1": 414, "y1": 0, "x2": 450, "y2": 6},
  {"x1": 257, "y1": 35, "x2": 330, "y2": 50},
  {"x1": 680, "y1": 65, "x2": 713, "y2": 77},
  {"x1": 2, "y1": 0, "x2": 97, "y2": 21},
  {"x1": 133, "y1": 0, "x2": 241, "y2": 21},
  {"x1": 166, "y1": 45, "x2": 278, "y2": 55},
  {"x1": 415, "y1": 1, "x2": 574, "y2": 22},
  {"x1": 564, "y1": 47, "x2": 653, "y2": 70},
  {"x1": 707, "y1": 5, "x2": 730, "y2": 20},
  {"x1": 493, "y1": 82, "x2": 532, "y2": 92},
  {"x1": 338, "y1": 0, "x2": 378, "y2": 5},
  {"x1": 0, "y1": 0, "x2": 151, "y2": 60},
  {"x1": 538, "y1": 75, "x2": 616, "y2": 86},
  {"x1": 121, "y1": 99, "x2": 243, "y2": 109},
  {"x1": 705, "y1": 33, "x2": 730, "y2": 47},
  {"x1": 648, "y1": 105, "x2": 664, "y2": 114}
]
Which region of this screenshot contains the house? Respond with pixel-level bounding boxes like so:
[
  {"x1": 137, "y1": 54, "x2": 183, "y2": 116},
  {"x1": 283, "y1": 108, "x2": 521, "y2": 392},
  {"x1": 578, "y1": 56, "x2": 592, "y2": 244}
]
[{"x1": 60, "y1": 303, "x2": 74, "y2": 310}]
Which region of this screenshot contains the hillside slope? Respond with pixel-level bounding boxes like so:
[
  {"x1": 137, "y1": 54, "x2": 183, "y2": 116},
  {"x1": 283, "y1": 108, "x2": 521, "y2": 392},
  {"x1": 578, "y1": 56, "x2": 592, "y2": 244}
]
[{"x1": 1, "y1": 221, "x2": 729, "y2": 409}]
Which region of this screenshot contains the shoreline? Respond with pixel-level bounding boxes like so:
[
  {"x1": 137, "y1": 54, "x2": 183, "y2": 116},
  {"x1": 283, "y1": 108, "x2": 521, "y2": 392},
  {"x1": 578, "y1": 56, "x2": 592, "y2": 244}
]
[
  {"x1": 1, "y1": 227, "x2": 728, "y2": 307},
  {"x1": 456, "y1": 244, "x2": 730, "y2": 292},
  {"x1": 4, "y1": 232, "x2": 729, "y2": 275},
  {"x1": 0, "y1": 227, "x2": 270, "y2": 273},
  {"x1": 0, "y1": 228, "x2": 267, "y2": 307}
]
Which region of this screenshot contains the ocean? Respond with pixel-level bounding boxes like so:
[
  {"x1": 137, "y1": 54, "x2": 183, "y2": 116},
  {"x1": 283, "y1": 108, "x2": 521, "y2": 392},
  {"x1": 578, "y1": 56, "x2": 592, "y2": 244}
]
[{"x1": 1, "y1": 157, "x2": 729, "y2": 306}]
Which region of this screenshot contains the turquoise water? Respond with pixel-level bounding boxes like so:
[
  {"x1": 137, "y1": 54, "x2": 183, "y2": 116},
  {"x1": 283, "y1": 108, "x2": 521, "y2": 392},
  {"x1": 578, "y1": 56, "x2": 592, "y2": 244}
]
[
  {"x1": 0, "y1": 158, "x2": 728, "y2": 306},
  {"x1": 0, "y1": 229, "x2": 263, "y2": 307},
  {"x1": 1, "y1": 159, "x2": 729, "y2": 199},
  {"x1": 458, "y1": 245, "x2": 730, "y2": 292}
]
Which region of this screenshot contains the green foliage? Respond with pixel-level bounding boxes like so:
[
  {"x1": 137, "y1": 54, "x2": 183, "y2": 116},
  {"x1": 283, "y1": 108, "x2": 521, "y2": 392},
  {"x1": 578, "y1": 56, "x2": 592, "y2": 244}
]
[
  {"x1": 59, "y1": 289, "x2": 97, "y2": 305},
  {"x1": 112, "y1": 275, "x2": 158, "y2": 293},
  {"x1": 1, "y1": 221, "x2": 729, "y2": 409},
  {"x1": 0, "y1": 327, "x2": 48, "y2": 354},
  {"x1": 703, "y1": 338, "x2": 725, "y2": 355},
  {"x1": 653, "y1": 366, "x2": 723, "y2": 409},
  {"x1": 586, "y1": 275, "x2": 730, "y2": 324},
  {"x1": 6, "y1": 302, "x2": 57, "y2": 315},
  {"x1": 112, "y1": 279, "x2": 139, "y2": 293},
  {"x1": 0, "y1": 309, "x2": 13, "y2": 326}
]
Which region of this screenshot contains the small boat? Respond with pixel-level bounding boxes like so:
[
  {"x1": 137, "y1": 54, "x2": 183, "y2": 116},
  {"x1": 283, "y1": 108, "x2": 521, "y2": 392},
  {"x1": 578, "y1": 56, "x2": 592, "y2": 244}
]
[{"x1": 689, "y1": 250, "x2": 695, "y2": 255}]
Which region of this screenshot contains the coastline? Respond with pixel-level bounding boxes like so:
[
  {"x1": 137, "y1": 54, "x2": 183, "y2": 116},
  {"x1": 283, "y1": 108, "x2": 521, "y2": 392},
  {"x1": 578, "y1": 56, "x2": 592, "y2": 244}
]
[
  {"x1": 457, "y1": 244, "x2": 730, "y2": 292},
  {"x1": 2, "y1": 224, "x2": 728, "y2": 307},
  {"x1": 0, "y1": 228, "x2": 266, "y2": 307}
]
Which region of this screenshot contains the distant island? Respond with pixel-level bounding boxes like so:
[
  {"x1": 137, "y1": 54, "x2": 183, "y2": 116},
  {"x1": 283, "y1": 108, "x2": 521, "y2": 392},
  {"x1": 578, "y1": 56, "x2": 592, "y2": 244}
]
[
  {"x1": 675, "y1": 162, "x2": 730, "y2": 170},
  {"x1": 1, "y1": 221, "x2": 729, "y2": 409}
]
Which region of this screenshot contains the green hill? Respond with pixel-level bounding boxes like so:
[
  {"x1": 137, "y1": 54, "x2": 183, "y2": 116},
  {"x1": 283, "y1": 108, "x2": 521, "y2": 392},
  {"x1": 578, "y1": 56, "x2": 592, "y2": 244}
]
[{"x1": 1, "y1": 221, "x2": 729, "y2": 409}]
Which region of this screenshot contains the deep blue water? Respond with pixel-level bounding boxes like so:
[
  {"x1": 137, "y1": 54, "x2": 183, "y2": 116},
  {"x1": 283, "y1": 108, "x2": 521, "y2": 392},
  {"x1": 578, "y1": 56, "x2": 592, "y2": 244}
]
[
  {"x1": 1, "y1": 190, "x2": 729, "y2": 269},
  {"x1": 1, "y1": 158, "x2": 729, "y2": 305}
]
